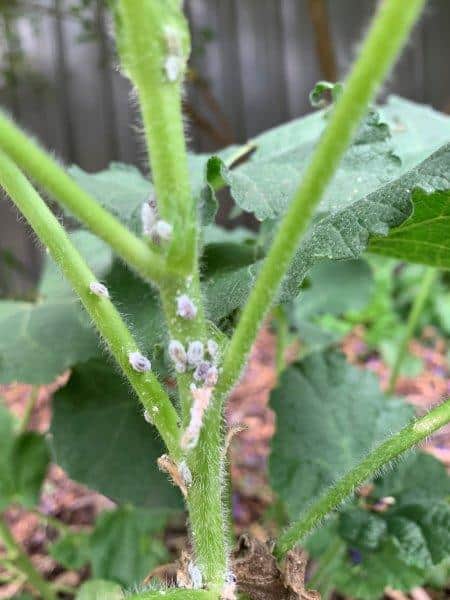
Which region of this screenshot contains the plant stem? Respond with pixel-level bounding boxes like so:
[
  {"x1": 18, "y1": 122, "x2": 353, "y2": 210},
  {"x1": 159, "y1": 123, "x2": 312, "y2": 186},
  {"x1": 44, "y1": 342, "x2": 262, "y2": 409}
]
[
  {"x1": 18, "y1": 385, "x2": 39, "y2": 434},
  {"x1": 274, "y1": 396, "x2": 450, "y2": 559},
  {"x1": 0, "y1": 111, "x2": 167, "y2": 285},
  {"x1": 217, "y1": 0, "x2": 427, "y2": 404},
  {"x1": 116, "y1": 1, "x2": 227, "y2": 587},
  {"x1": 0, "y1": 151, "x2": 181, "y2": 459},
  {"x1": 387, "y1": 267, "x2": 437, "y2": 393},
  {"x1": 0, "y1": 514, "x2": 56, "y2": 600}
]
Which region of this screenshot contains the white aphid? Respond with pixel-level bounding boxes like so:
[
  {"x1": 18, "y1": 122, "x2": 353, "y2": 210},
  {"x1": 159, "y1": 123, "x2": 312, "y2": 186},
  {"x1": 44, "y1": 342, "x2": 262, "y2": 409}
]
[
  {"x1": 181, "y1": 386, "x2": 212, "y2": 451},
  {"x1": 178, "y1": 461, "x2": 192, "y2": 487},
  {"x1": 164, "y1": 55, "x2": 183, "y2": 82},
  {"x1": 143, "y1": 409, "x2": 153, "y2": 425},
  {"x1": 177, "y1": 295, "x2": 197, "y2": 320},
  {"x1": 187, "y1": 341, "x2": 204, "y2": 367},
  {"x1": 187, "y1": 562, "x2": 203, "y2": 589},
  {"x1": 168, "y1": 340, "x2": 187, "y2": 372},
  {"x1": 128, "y1": 351, "x2": 151, "y2": 373},
  {"x1": 193, "y1": 361, "x2": 211, "y2": 382},
  {"x1": 141, "y1": 200, "x2": 157, "y2": 236},
  {"x1": 207, "y1": 339, "x2": 219, "y2": 361},
  {"x1": 205, "y1": 365, "x2": 219, "y2": 387},
  {"x1": 89, "y1": 281, "x2": 109, "y2": 298},
  {"x1": 154, "y1": 219, "x2": 173, "y2": 241}
]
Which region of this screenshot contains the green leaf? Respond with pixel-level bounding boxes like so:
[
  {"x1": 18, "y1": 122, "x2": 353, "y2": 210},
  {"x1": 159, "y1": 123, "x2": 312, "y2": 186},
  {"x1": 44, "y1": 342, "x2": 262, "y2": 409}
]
[
  {"x1": 49, "y1": 531, "x2": 91, "y2": 570},
  {"x1": 69, "y1": 163, "x2": 151, "y2": 233},
  {"x1": 269, "y1": 350, "x2": 413, "y2": 518},
  {"x1": 305, "y1": 452, "x2": 450, "y2": 599},
  {"x1": 51, "y1": 359, "x2": 182, "y2": 509},
  {"x1": 369, "y1": 188, "x2": 450, "y2": 268},
  {"x1": 89, "y1": 506, "x2": 169, "y2": 587},
  {"x1": 0, "y1": 405, "x2": 49, "y2": 509},
  {"x1": 76, "y1": 580, "x2": 123, "y2": 600},
  {"x1": 11, "y1": 432, "x2": 50, "y2": 508},
  {"x1": 292, "y1": 259, "x2": 374, "y2": 320},
  {"x1": 0, "y1": 231, "x2": 113, "y2": 384}
]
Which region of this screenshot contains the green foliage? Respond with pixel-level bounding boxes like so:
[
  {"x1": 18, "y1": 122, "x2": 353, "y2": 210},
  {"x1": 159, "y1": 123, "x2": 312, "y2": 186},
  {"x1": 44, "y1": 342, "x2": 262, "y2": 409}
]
[
  {"x1": 0, "y1": 231, "x2": 112, "y2": 384},
  {"x1": 76, "y1": 579, "x2": 123, "y2": 600},
  {"x1": 49, "y1": 531, "x2": 91, "y2": 570},
  {"x1": 50, "y1": 359, "x2": 182, "y2": 509},
  {"x1": 0, "y1": 405, "x2": 49, "y2": 510},
  {"x1": 269, "y1": 350, "x2": 413, "y2": 519},
  {"x1": 306, "y1": 453, "x2": 450, "y2": 599}
]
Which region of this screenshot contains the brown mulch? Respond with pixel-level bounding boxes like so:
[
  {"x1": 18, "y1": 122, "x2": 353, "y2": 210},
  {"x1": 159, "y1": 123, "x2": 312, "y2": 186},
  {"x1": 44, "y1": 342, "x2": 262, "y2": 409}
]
[{"x1": 0, "y1": 325, "x2": 449, "y2": 597}]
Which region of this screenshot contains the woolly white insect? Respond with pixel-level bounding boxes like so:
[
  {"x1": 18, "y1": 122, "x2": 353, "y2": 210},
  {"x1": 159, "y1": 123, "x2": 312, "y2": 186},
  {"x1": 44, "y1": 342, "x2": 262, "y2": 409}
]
[
  {"x1": 89, "y1": 281, "x2": 109, "y2": 298},
  {"x1": 128, "y1": 351, "x2": 151, "y2": 373},
  {"x1": 143, "y1": 409, "x2": 153, "y2": 425},
  {"x1": 154, "y1": 219, "x2": 173, "y2": 241},
  {"x1": 187, "y1": 562, "x2": 203, "y2": 589},
  {"x1": 207, "y1": 339, "x2": 219, "y2": 361},
  {"x1": 177, "y1": 294, "x2": 197, "y2": 320},
  {"x1": 187, "y1": 341, "x2": 204, "y2": 366},
  {"x1": 141, "y1": 199, "x2": 157, "y2": 237},
  {"x1": 205, "y1": 364, "x2": 219, "y2": 386},
  {"x1": 178, "y1": 460, "x2": 192, "y2": 487},
  {"x1": 164, "y1": 25, "x2": 184, "y2": 83},
  {"x1": 193, "y1": 361, "x2": 211, "y2": 382},
  {"x1": 168, "y1": 339, "x2": 187, "y2": 373},
  {"x1": 181, "y1": 385, "x2": 212, "y2": 451}
]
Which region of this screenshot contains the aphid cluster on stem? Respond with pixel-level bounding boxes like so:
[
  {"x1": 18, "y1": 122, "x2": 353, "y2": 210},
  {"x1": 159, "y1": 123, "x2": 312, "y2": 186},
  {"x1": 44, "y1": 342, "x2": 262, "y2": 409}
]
[{"x1": 168, "y1": 338, "x2": 220, "y2": 386}]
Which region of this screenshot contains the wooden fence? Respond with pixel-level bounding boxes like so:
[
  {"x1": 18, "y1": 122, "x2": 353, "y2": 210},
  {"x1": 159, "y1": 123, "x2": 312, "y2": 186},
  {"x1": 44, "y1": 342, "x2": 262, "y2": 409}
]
[{"x1": 0, "y1": 0, "x2": 449, "y2": 293}]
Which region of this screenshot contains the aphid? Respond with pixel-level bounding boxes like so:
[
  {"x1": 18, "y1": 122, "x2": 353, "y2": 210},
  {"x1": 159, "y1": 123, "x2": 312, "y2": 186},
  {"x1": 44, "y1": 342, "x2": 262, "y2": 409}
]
[
  {"x1": 164, "y1": 55, "x2": 183, "y2": 82},
  {"x1": 168, "y1": 339, "x2": 187, "y2": 373},
  {"x1": 141, "y1": 199, "x2": 157, "y2": 236},
  {"x1": 187, "y1": 562, "x2": 203, "y2": 589},
  {"x1": 193, "y1": 361, "x2": 211, "y2": 382},
  {"x1": 207, "y1": 339, "x2": 219, "y2": 361},
  {"x1": 178, "y1": 460, "x2": 192, "y2": 487},
  {"x1": 205, "y1": 364, "x2": 219, "y2": 386},
  {"x1": 128, "y1": 351, "x2": 151, "y2": 373},
  {"x1": 154, "y1": 219, "x2": 173, "y2": 241},
  {"x1": 181, "y1": 386, "x2": 212, "y2": 451},
  {"x1": 177, "y1": 295, "x2": 197, "y2": 320},
  {"x1": 143, "y1": 409, "x2": 153, "y2": 425},
  {"x1": 89, "y1": 281, "x2": 109, "y2": 298},
  {"x1": 187, "y1": 341, "x2": 204, "y2": 366}
]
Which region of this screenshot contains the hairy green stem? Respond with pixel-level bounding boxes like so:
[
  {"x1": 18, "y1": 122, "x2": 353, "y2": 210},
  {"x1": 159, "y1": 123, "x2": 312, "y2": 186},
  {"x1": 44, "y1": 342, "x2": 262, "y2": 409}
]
[
  {"x1": 274, "y1": 397, "x2": 450, "y2": 558},
  {"x1": 0, "y1": 151, "x2": 180, "y2": 458},
  {"x1": 217, "y1": 0, "x2": 427, "y2": 402},
  {"x1": 0, "y1": 514, "x2": 56, "y2": 600},
  {"x1": 0, "y1": 110, "x2": 167, "y2": 285},
  {"x1": 116, "y1": 0, "x2": 227, "y2": 587},
  {"x1": 388, "y1": 267, "x2": 437, "y2": 393}
]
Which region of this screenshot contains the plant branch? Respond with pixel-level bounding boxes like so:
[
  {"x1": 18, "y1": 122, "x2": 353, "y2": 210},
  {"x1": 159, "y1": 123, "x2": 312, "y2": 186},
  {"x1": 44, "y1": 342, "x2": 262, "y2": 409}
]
[
  {"x1": 0, "y1": 514, "x2": 56, "y2": 600},
  {"x1": 387, "y1": 267, "x2": 437, "y2": 393},
  {"x1": 274, "y1": 396, "x2": 450, "y2": 559},
  {"x1": 216, "y1": 0, "x2": 427, "y2": 404},
  {"x1": 0, "y1": 151, "x2": 181, "y2": 458},
  {"x1": 0, "y1": 111, "x2": 167, "y2": 285},
  {"x1": 18, "y1": 385, "x2": 39, "y2": 434},
  {"x1": 306, "y1": 0, "x2": 337, "y2": 81},
  {"x1": 115, "y1": 0, "x2": 228, "y2": 589}
]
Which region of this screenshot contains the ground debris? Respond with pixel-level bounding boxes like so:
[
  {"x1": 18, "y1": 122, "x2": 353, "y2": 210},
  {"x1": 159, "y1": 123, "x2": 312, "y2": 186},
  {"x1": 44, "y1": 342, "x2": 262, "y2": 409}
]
[{"x1": 231, "y1": 534, "x2": 320, "y2": 600}]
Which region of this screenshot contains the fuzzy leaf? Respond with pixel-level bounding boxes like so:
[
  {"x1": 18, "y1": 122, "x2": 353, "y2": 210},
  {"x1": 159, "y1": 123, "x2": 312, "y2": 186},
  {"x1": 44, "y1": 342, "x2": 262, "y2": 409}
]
[
  {"x1": 306, "y1": 452, "x2": 450, "y2": 600},
  {"x1": 89, "y1": 506, "x2": 169, "y2": 587},
  {"x1": 49, "y1": 532, "x2": 91, "y2": 570},
  {"x1": 269, "y1": 351, "x2": 413, "y2": 518},
  {"x1": 51, "y1": 359, "x2": 182, "y2": 509},
  {"x1": 0, "y1": 231, "x2": 113, "y2": 384},
  {"x1": 0, "y1": 405, "x2": 50, "y2": 509}
]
